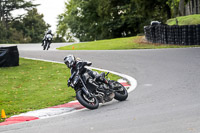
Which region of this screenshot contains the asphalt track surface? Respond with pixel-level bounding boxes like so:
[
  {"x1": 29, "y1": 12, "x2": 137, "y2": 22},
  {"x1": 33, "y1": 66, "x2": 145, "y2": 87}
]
[{"x1": 0, "y1": 44, "x2": 200, "y2": 133}]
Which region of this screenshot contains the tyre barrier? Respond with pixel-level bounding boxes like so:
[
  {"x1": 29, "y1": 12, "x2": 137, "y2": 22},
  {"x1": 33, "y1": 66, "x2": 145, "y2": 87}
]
[{"x1": 144, "y1": 24, "x2": 200, "y2": 45}]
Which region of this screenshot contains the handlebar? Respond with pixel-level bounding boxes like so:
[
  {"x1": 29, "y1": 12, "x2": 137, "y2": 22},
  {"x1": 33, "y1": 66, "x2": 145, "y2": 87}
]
[{"x1": 106, "y1": 72, "x2": 110, "y2": 77}]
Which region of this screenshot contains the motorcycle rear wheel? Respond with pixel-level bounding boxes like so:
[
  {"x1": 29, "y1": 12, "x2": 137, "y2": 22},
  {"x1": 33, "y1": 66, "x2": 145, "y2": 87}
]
[
  {"x1": 113, "y1": 81, "x2": 128, "y2": 101},
  {"x1": 76, "y1": 90, "x2": 99, "y2": 110}
]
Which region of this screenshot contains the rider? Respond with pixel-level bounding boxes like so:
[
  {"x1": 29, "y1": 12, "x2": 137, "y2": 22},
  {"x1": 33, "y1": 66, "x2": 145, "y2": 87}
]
[
  {"x1": 64, "y1": 55, "x2": 107, "y2": 87},
  {"x1": 41, "y1": 29, "x2": 53, "y2": 46}
]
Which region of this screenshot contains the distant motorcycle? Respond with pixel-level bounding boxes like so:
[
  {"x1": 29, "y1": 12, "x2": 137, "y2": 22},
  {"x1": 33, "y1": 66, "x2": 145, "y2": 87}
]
[
  {"x1": 65, "y1": 59, "x2": 128, "y2": 109},
  {"x1": 43, "y1": 34, "x2": 53, "y2": 50}
]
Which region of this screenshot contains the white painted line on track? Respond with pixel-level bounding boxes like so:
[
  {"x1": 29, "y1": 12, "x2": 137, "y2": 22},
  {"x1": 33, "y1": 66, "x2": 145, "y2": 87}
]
[{"x1": 87, "y1": 66, "x2": 137, "y2": 93}]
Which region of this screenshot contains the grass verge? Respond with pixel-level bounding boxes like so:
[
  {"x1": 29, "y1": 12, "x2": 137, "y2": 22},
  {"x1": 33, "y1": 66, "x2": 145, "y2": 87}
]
[
  {"x1": 0, "y1": 58, "x2": 121, "y2": 121},
  {"x1": 57, "y1": 36, "x2": 200, "y2": 50},
  {"x1": 166, "y1": 14, "x2": 200, "y2": 25}
]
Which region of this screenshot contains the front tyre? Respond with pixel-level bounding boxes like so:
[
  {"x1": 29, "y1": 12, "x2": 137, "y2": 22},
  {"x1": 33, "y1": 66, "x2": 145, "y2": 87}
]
[
  {"x1": 47, "y1": 42, "x2": 50, "y2": 50},
  {"x1": 113, "y1": 81, "x2": 128, "y2": 101},
  {"x1": 76, "y1": 90, "x2": 99, "y2": 110}
]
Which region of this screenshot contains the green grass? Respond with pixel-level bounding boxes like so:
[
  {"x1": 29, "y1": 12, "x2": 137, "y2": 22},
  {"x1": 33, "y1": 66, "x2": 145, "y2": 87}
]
[
  {"x1": 166, "y1": 14, "x2": 200, "y2": 25},
  {"x1": 0, "y1": 58, "x2": 121, "y2": 121},
  {"x1": 57, "y1": 36, "x2": 200, "y2": 50}
]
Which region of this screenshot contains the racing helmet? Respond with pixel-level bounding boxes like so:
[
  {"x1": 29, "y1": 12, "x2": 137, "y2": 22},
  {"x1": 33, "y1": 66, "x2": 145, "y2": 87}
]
[
  {"x1": 47, "y1": 29, "x2": 52, "y2": 34},
  {"x1": 64, "y1": 55, "x2": 76, "y2": 68}
]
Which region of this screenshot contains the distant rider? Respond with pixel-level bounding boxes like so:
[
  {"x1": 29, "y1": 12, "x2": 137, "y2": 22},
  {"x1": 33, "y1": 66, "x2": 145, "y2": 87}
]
[{"x1": 41, "y1": 29, "x2": 53, "y2": 46}]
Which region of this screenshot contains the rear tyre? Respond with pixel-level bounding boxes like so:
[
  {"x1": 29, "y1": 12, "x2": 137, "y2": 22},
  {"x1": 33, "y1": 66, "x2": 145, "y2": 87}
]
[
  {"x1": 76, "y1": 90, "x2": 99, "y2": 110},
  {"x1": 113, "y1": 81, "x2": 128, "y2": 101}
]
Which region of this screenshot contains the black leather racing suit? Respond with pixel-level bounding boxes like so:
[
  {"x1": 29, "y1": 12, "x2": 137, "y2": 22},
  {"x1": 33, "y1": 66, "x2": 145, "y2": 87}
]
[{"x1": 69, "y1": 60, "x2": 106, "y2": 88}]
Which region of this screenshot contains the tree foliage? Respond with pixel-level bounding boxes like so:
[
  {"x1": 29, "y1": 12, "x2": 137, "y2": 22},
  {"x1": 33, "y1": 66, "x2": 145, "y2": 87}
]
[
  {"x1": 57, "y1": 0, "x2": 175, "y2": 42},
  {"x1": 0, "y1": 0, "x2": 49, "y2": 43},
  {"x1": 21, "y1": 8, "x2": 50, "y2": 43},
  {"x1": 179, "y1": 0, "x2": 200, "y2": 16},
  {"x1": 0, "y1": 0, "x2": 37, "y2": 25}
]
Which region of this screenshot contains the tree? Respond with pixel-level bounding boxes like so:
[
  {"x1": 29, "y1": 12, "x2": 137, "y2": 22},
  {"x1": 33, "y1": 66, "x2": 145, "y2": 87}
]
[
  {"x1": 178, "y1": 0, "x2": 200, "y2": 16},
  {"x1": 0, "y1": 22, "x2": 7, "y2": 43},
  {"x1": 0, "y1": 0, "x2": 37, "y2": 43},
  {"x1": 53, "y1": 35, "x2": 66, "y2": 43},
  {"x1": 57, "y1": 0, "x2": 146, "y2": 41},
  {"x1": 166, "y1": 0, "x2": 179, "y2": 18},
  {"x1": 179, "y1": 0, "x2": 185, "y2": 16},
  {"x1": 21, "y1": 8, "x2": 50, "y2": 43},
  {"x1": 0, "y1": 0, "x2": 37, "y2": 29},
  {"x1": 56, "y1": 11, "x2": 71, "y2": 41},
  {"x1": 58, "y1": 0, "x2": 200, "y2": 42}
]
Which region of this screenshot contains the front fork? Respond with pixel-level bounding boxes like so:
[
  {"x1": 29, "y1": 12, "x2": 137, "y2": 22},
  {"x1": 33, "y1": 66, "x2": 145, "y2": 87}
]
[{"x1": 79, "y1": 75, "x2": 92, "y2": 97}]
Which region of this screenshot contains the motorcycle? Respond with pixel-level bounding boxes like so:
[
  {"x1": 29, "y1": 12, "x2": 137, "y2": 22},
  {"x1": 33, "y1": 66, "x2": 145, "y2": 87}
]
[
  {"x1": 66, "y1": 61, "x2": 128, "y2": 109},
  {"x1": 43, "y1": 34, "x2": 53, "y2": 50}
]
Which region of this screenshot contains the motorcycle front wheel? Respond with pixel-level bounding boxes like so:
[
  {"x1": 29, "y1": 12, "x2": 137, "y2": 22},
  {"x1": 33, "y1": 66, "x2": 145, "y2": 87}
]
[
  {"x1": 47, "y1": 43, "x2": 50, "y2": 50},
  {"x1": 76, "y1": 90, "x2": 99, "y2": 110}
]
